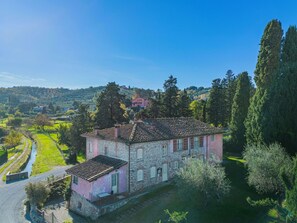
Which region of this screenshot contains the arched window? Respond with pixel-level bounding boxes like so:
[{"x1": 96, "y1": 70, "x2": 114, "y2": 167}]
[
  {"x1": 150, "y1": 166, "x2": 156, "y2": 178},
  {"x1": 137, "y1": 148, "x2": 143, "y2": 160},
  {"x1": 137, "y1": 169, "x2": 143, "y2": 181}
]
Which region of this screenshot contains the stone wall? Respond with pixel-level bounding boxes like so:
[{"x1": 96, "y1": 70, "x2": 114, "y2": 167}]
[{"x1": 129, "y1": 140, "x2": 189, "y2": 193}]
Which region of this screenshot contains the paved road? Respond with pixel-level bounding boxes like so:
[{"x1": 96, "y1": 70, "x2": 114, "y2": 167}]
[{"x1": 0, "y1": 166, "x2": 70, "y2": 223}]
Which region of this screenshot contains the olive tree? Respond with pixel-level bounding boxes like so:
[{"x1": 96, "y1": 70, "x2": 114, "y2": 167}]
[
  {"x1": 176, "y1": 158, "x2": 230, "y2": 206},
  {"x1": 25, "y1": 182, "x2": 50, "y2": 210},
  {"x1": 243, "y1": 143, "x2": 292, "y2": 194}
]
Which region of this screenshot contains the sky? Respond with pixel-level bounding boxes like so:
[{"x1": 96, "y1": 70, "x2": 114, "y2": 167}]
[{"x1": 0, "y1": 0, "x2": 297, "y2": 90}]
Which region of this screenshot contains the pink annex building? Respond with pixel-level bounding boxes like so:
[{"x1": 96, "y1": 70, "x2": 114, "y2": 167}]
[
  {"x1": 66, "y1": 117, "x2": 224, "y2": 219},
  {"x1": 131, "y1": 97, "x2": 149, "y2": 108}
]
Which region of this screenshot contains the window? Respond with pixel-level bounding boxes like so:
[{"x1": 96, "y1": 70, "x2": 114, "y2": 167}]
[
  {"x1": 137, "y1": 169, "x2": 143, "y2": 181},
  {"x1": 162, "y1": 144, "x2": 168, "y2": 156},
  {"x1": 88, "y1": 141, "x2": 93, "y2": 153},
  {"x1": 77, "y1": 201, "x2": 82, "y2": 210},
  {"x1": 104, "y1": 146, "x2": 108, "y2": 155},
  {"x1": 177, "y1": 139, "x2": 183, "y2": 151},
  {"x1": 194, "y1": 137, "x2": 199, "y2": 149},
  {"x1": 199, "y1": 136, "x2": 204, "y2": 147},
  {"x1": 137, "y1": 148, "x2": 143, "y2": 160},
  {"x1": 73, "y1": 176, "x2": 78, "y2": 185},
  {"x1": 150, "y1": 166, "x2": 156, "y2": 178},
  {"x1": 173, "y1": 161, "x2": 179, "y2": 169},
  {"x1": 211, "y1": 135, "x2": 215, "y2": 141}
]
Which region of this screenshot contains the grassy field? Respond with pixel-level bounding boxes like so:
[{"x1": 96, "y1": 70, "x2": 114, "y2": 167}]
[
  {"x1": 31, "y1": 131, "x2": 66, "y2": 175},
  {"x1": 99, "y1": 156, "x2": 276, "y2": 223}
]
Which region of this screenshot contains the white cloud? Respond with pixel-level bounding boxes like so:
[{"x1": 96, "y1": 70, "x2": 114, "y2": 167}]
[{"x1": 0, "y1": 72, "x2": 47, "y2": 87}]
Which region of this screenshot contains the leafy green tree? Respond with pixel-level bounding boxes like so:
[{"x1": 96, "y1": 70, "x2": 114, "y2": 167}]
[
  {"x1": 68, "y1": 104, "x2": 92, "y2": 159},
  {"x1": 281, "y1": 157, "x2": 297, "y2": 220},
  {"x1": 162, "y1": 75, "x2": 179, "y2": 117},
  {"x1": 206, "y1": 79, "x2": 226, "y2": 126},
  {"x1": 6, "y1": 118, "x2": 22, "y2": 128},
  {"x1": 25, "y1": 182, "x2": 50, "y2": 210},
  {"x1": 164, "y1": 209, "x2": 188, "y2": 223},
  {"x1": 243, "y1": 143, "x2": 291, "y2": 194},
  {"x1": 34, "y1": 114, "x2": 52, "y2": 131},
  {"x1": 229, "y1": 72, "x2": 252, "y2": 150},
  {"x1": 94, "y1": 82, "x2": 126, "y2": 129},
  {"x1": 245, "y1": 20, "x2": 283, "y2": 145},
  {"x1": 147, "y1": 90, "x2": 163, "y2": 118},
  {"x1": 57, "y1": 124, "x2": 70, "y2": 146},
  {"x1": 4, "y1": 130, "x2": 22, "y2": 150},
  {"x1": 189, "y1": 100, "x2": 206, "y2": 122},
  {"x1": 177, "y1": 90, "x2": 191, "y2": 117},
  {"x1": 176, "y1": 158, "x2": 230, "y2": 206}
]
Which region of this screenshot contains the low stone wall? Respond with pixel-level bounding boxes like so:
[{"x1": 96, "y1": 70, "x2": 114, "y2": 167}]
[
  {"x1": 69, "y1": 191, "x2": 147, "y2": 220},
  {"x1": 6, "y1": 171, "x2": 28, "y2": 183}
]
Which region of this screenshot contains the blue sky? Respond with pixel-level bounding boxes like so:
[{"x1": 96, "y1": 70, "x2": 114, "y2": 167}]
[{"x1": 0, "y1": 0, "x2": 297, "y2": 89}]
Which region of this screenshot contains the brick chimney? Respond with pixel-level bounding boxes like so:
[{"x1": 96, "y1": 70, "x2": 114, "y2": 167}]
[
  {"x1": 94, "y1": 126, "x2": 100, "y2": 135},
  {"x1": 114, "y1": 124, "x2": 121, "y2": 138}
]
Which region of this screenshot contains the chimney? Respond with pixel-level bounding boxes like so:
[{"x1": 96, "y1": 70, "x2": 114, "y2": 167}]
[
  {"x1": 94, "y1": 126, "x2": 100, "y2": 135},
  {"x1": 114, "y1": 124, "x2": 121, "y2": 138}
]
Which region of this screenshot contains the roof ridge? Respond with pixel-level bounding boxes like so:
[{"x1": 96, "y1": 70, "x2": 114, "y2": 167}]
[{"x1": 129, "y1": 122, "x2": 138, "y2": 142}]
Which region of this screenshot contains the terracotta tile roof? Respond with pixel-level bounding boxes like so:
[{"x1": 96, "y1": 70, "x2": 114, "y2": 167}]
[
  {"x1": 82, "y1": 117, "x2": 224, "y2": 144},
  {"x1": 66, "y1": 155, "x2": 127, "y2": 182}
]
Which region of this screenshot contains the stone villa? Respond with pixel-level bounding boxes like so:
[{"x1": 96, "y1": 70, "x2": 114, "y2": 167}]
[{"x1": 66, "y1": 117, "x2": 224, "y2": 219}]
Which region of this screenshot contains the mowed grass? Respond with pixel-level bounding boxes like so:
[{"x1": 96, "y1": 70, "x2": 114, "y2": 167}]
[
  {"x1": 32, "y1": 132, "x2": 66, "y2": 175},
  {"x1": 99, "y1": 156, "x2": 272, "y2": 223}
]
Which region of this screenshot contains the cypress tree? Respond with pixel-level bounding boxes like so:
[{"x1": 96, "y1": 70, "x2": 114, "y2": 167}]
[
  {"x1": 272, "y1": 26, "x2": 297, "y2": 154},
  {"x1": 229, "y1": 72, "x2": 252, "y2": 150},
  {"x1": 245, "y1": 20, "x2": 283, "y2": 145},
  {"x1": 222, "y1": 70, "x2": 237, "y2": 124},
  {"x1": 206, "y1": 78, "x2": 225, "y2": 126}
]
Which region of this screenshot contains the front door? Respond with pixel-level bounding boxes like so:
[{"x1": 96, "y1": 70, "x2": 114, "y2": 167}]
[
  {"x1": 162, "y1": 163, "x2": 168, "y2": 181},
  {"x1": 111, "y1": 173, "x2": 119, "y2": 194}
]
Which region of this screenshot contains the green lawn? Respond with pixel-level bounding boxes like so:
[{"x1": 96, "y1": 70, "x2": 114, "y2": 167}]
[
  {"x1": 99, "y1": 156, "x2": 274, "y2": 223},
  {"x1": 31, "y1": 132, "x2": 66, "y2": 175}
]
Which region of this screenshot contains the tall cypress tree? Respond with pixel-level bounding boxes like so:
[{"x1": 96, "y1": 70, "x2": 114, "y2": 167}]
[
  {"x1": 272, "y1": 26, "x2": 297, "y2": 154},
  {"x1": 206, "y1": 78, "x2": 225, "y2": 126},
  {"x1": 245, "y1": 20, "x2": 283, "y2": 145},
  {"x1": 162, "y1": 75, "x2": 179, "y2": 117},
  {"x1": 223, "y1": 70, "x2": 237, "y2": 124},
  {"x1": 229, "y1": 72, "x2": 252, "y2": 150}
]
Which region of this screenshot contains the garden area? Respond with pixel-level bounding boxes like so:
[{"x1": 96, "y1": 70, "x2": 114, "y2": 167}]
[{"x1": 98, "y1": 155, "x2": 276, "y2": 223}]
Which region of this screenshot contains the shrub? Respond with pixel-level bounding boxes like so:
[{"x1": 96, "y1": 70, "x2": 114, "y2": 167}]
[
  {"x1": 243, "y1": 143, "x2": 292, "y2": 194},
  {"x1": 176, "y1": 158, "x2": 230, "y2": 206}
]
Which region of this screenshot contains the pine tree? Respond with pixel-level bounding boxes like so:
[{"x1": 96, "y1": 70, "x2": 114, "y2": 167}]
[
  {"x1": 94, "y1": 82, "x2": 126, "y2": 129},
  {"x1": 229, "y1": 72, "x2": 252, "y2": 150},
  {"x1": 272, "y1": 26, "x2": 297, "y2": 154},
  {"x1": 245, "y1": 20, "x2": 283, "y2": 145},
  {"x1": 162, "y1": 75, "x2": 179, "y2": 117},
  {"x1": 177, "y1": 90, "x2": 191, "y2": 117}
]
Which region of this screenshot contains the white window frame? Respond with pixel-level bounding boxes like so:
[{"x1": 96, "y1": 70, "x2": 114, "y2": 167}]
[
  {"x1": 88, "y1": 141, "x2": 93, "y2": 153},
  {"x1": 194, "y1": 137, "x2": 199, "y2": 149},
  {"x1": 177, "y1": 139, "x2": 183, "y2": 151},
  {"x1": 150, "y1": 166, "x2": 156, "y2": 178},
  {"x1": 162, "y1": 144, "x2": 168, "y2": 156},
  {"x1": 73, "y1": 176, "x2": 78, "y2": 185},
  {"x1": 137, "y1": 169, "x2": 144, "y2": 181},
  {"x1": 137, "y1": 148, "x2": 143, "y2": 160}
]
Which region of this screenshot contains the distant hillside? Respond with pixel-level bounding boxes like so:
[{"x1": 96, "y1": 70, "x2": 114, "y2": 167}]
[{"x1": 0, "y1": 85, "x2": 209, "y2": 108}]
